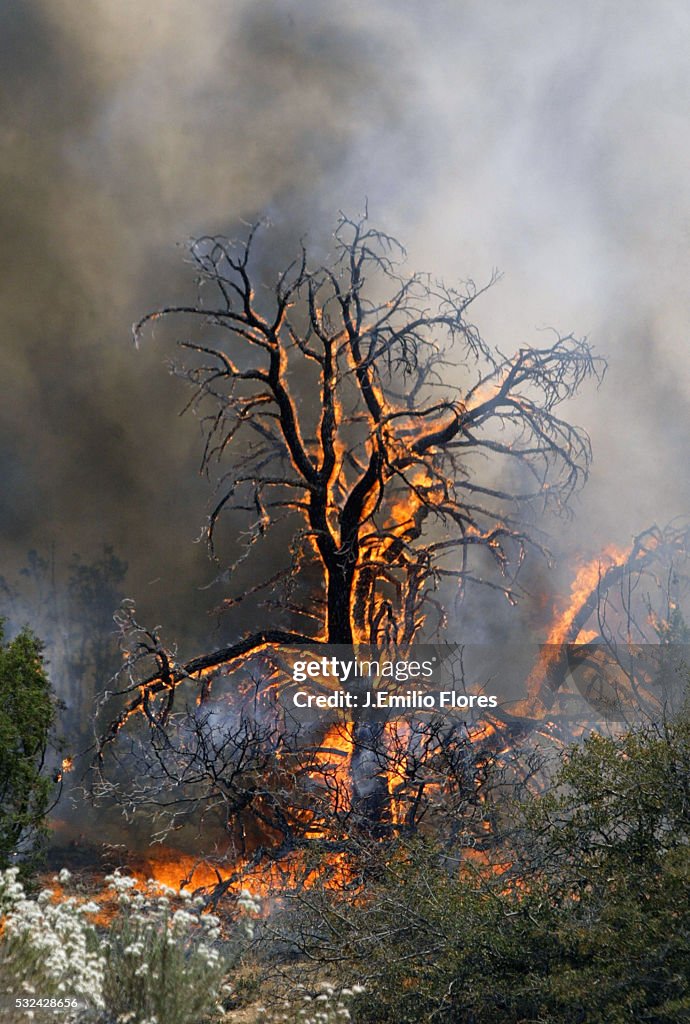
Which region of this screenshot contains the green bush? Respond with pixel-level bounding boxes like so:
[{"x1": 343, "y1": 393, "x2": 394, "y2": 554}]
[
  {"x1": 256, "y1": 982, "x2": 362, "y2": 1024},
  {"x1": 0, "y1": 622, "x2": 56, "y2": 869},
  {"x1": 287, "y1": 715, "x2": 690, "y2": 1023}
]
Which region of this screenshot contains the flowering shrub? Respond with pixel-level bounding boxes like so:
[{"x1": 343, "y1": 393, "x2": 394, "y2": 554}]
[
  {"x1": 0, "y1": 867, "x2": 260, "y2": 1024},
  {"x1": 256, "y1": 982, "x2": 364, "y2": 1024},
  {"x1": 0, "y1": 866, "x2": 104, "y2": 1022},
  {"x1": 236, "y1": 888, "x2": 262, "y2": 939},
  {"x1": 99, "y1": 871, "x2": 229, "y2": 1024}
]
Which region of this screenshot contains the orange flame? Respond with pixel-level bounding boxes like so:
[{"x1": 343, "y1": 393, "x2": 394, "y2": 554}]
[
  {"x1": 544, "y1": 545, "x2": 628, "y2": 648},
  {"x1": 523, "y1": 544, "x2": 629, "y2": 709},
  {"x1": 134, "y1": 844, "x2": 353, "y2": 899}
]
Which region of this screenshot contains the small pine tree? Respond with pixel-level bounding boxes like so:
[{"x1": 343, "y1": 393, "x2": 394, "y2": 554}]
[{"x1": 0, "y1": 622, "x2": 56, "y2": 870}]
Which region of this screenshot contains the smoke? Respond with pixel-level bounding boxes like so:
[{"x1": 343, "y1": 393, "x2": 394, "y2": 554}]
[
  {"x1": 388, "y1": 0, "x2": 690, "y2": 557},
  {"x1": 1, "y1": 0, "x2": 689, "y2": 654}
]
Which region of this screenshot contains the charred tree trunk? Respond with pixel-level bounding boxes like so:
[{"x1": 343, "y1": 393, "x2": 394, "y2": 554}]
[
  {"x1": 325, "y1": 556, "x2": 355, "y2": 646},
  {"x1": 324, "y1": 552, "x2": 390, "y2": 826}
]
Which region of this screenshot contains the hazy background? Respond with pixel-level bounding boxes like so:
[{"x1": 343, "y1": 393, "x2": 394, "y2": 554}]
[{"x1": 1, "y1": 0, "x2": 689, "y2": 657}]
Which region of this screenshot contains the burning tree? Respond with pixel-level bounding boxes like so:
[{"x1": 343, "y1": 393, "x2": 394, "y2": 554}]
[
  {"x1": 96, "y1": 211, "x2": 616, "y2": 877},
  {"x1": 523, "y1": 522, "x2": 690, "y2": 724},
  {"x1": 110, "y1": 212, "x2": 603, "y2": 701}
]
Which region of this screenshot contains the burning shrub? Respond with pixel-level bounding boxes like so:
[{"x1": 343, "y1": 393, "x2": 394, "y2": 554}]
[
  {"x1": 0, "y1": 867, "x2": 260, "y2": 1024},
  {"x1": 276, "y1": 837, "x2": 518, "y2": 1024}
]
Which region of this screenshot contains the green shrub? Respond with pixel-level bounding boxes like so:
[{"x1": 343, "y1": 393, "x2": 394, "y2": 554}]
[
  {"x1": 286, "y1": 716, "x2": 690, "y2": 1023},
  {"x1": 0, "y1": 623, "x2": 56, "y2": 869},
  {"x1": 256, "y1": 982, "x2": 362, "y2": 1024}
]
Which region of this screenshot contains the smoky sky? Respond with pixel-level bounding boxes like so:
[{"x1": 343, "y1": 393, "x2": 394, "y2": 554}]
[{"x1": 1, "y1": 0, "x2": 689, "y2": 649}]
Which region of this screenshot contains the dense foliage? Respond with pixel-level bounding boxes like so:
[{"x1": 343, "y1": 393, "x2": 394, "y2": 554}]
[
  {"x1": 0, "y1": 623, "x2": 56, "y2": 869},
  {"x1": 285, "y1": 714, "x2": 690, "y2": 1024}
]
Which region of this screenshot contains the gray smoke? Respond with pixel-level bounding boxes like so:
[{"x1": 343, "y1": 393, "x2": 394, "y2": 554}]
[{"x1": 1, "y1": 0, "x2": 689, "y2": 652}]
